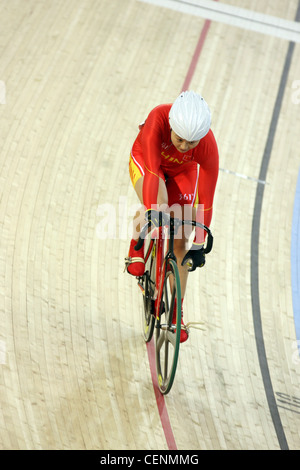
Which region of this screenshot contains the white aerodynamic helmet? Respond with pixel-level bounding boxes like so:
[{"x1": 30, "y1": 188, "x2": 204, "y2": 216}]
[{"x1": 169, "y1": 90, "x2": 211, "y2": 141}]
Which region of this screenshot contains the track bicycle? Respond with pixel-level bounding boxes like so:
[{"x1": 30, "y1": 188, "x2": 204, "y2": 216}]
[{"x1": 133, "y1": 211, "x2": 213, "y2": 394}]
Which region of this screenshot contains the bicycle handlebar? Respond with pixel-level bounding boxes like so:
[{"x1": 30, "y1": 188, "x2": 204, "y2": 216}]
[
  {"x1": 134, "y1": 221, "x2": 152, "y2": 251},
  {"x1": 134, "y1": 217, "x2": 213, "y2": 254}
]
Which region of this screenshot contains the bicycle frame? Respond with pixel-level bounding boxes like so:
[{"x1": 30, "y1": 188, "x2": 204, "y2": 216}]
[
  {"x1": 154, "y1": 217, "x2": 177, "y2": 321},
  {"x1": 140, "y1": 225, "x2": 165, "y2": 321}
]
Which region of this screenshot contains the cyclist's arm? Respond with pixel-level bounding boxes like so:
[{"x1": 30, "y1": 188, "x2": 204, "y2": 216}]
[
  {"x1": 194, "y1": 131, "x2": 219, "y2": 245},
  {"x1": 140, "y1": 109, "x2": 165, "y2": 210},
  {"x1": 143, "y1": 166, "x2": 160, "y2": 211}
]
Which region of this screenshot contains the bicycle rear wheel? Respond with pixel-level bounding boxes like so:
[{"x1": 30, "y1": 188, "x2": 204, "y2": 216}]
[
  {"x1": 141, "y1": 237, "x2": 156, "y2": 342},
  {"x1": 155, "y1": 258, "x2": 181, "y2": 394}
]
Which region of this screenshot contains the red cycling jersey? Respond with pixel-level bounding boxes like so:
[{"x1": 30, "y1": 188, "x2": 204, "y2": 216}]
[{"x1": 130, "y1": 103, "x2": 219, "y2": 243}]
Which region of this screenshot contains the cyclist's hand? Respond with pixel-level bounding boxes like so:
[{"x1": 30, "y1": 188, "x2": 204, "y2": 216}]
[
  {"x1": 182, "y1": 244, "x2": 205, "y2": 272},
  {"x1": 146, "y1": 209, "x2": 170, "y2": 227}
]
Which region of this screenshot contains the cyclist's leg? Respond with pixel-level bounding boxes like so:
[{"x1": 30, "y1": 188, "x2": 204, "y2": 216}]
[
  {"x1": 161, "y1": 236, "x2": 189, "y2": 343},
  {"x1": 166, "y1": 165, "x2": 198, "y2": 297},
  {"x1": 126, "y1": 153, "x2": 167, "y2": 275},
  {"x1": 172, "y1": 205, "x2": 196, "y2": 298},
  {"x1": 166, "y1": 166, "x2": 199, "y2": 342},
  {"x1": 132, "y1": 175, "x2": 168, "y2": 238},
  {"x1": 129, "y1": 152, "x2": 168, "y2": 239}
]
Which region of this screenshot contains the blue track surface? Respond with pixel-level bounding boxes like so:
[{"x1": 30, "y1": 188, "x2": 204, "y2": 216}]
[{"x1": 291, "y1": 167, "x2": 300, "y2": 355}]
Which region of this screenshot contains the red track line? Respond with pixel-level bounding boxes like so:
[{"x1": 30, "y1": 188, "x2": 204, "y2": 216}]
[
  {"x1": 181, "y1": 19, "x2": 212, "y2": 92},
  {"x1": 146, "y1": 339, "x2": 177, "y2": 450}
]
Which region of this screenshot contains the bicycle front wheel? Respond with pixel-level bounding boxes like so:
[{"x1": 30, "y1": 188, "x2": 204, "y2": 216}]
[{"x1": 155, "y1": 258, "x2": 181, "y2": 394}]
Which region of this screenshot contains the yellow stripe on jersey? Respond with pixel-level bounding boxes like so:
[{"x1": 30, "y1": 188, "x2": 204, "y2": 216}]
[{"x1": 129, "y1": 154, "x2": 143, "y2": 188}]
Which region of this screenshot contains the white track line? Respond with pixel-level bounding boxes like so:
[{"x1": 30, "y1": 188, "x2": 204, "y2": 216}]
[
  {"x1": 219, "y1": 168, "x2": 267, "y2": 185},
  {"x1": 138, "y1": 0, "x2": 300, "y2": 42}
]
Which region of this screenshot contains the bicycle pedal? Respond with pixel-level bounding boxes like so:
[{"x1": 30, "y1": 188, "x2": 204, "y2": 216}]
[
  {"x1": 124, "y1": 255, "x2": 145, "y2": 276},
  {"x1": 124, "y1": 256, "x2": 130, "y2": 272}
]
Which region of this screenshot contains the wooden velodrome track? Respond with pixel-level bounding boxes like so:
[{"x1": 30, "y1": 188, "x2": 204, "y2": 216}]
[{"x1": 0, "y1": 0, "x2": 300, "y2": 451}]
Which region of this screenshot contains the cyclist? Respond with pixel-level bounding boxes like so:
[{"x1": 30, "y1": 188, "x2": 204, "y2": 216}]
[{"x1": 125, "y1": 90, "x2": 219, "y2": 342}]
